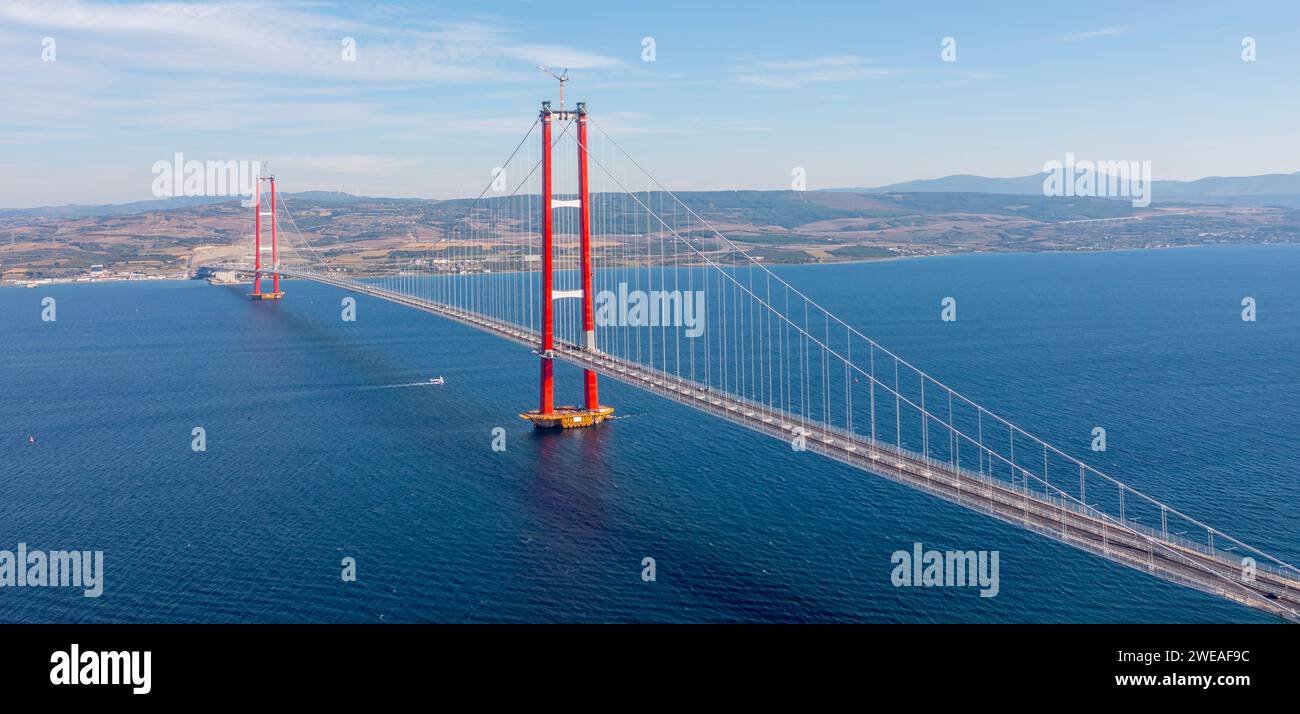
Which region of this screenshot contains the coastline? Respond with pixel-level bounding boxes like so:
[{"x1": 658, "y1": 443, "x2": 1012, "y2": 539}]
[
  {"x1": 769, "y1": 240, "x2": 1300, "y2": 269},
  {"x1": 6, "y1": 241, "x2": 1296, "y2": 288}
]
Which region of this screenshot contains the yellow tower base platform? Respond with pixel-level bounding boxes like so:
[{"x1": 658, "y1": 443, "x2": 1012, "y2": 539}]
[
  {"x1": 248, "y1": 292, "x2": 285, "y2": 301},
  {"x1": 519, "y1": 405, "x2": 615, "y2": 429}
]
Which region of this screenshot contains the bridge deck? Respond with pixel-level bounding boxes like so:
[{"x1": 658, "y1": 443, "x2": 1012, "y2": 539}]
[{"x1": 207, "y1": 264, "x2": 1300, "y2": 622}]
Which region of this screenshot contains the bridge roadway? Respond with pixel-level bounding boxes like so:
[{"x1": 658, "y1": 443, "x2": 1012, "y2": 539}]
[{"x1": 214, "y1": 265, "x2": 1300, "y2": 622}]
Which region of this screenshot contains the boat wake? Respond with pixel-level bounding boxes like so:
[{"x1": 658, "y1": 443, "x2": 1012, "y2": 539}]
[{"x1": 360, "y1": 381, "x2": 443, "y2": 391}]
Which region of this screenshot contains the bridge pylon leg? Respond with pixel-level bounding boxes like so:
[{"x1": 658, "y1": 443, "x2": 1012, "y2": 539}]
[
  {"x1": 578, "y1": 104, "x2": 601, "y2": 412},
  {"x1": 252, "y1": 178, "x2": 262, "y2": 297},
  {"x1": 539, "y1": 107, "x2": 555, "y2": 415},
  {"x1": 271, "y1": 177, "x2": 281, "y2": 296},
  {"x1": 520, "y1": 101, "x2": 613, "y2": 429}
]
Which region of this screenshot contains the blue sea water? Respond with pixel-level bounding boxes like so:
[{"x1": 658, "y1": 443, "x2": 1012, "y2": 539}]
[{"x1": 1, "y1": 244, "x2": 1297, "y2": 623}]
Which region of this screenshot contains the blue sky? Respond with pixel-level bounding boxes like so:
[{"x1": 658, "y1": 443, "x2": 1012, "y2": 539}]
[{"x1": 1, "y1": 0, "x2": 1298, "y2": 207}]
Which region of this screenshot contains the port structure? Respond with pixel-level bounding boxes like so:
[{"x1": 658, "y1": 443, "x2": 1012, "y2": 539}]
[
  {"x1": 520, "y1": 102, "x2": 613, "y2": 429},
  {"x1": 249, "y1": 175, "x2": 284, "y2": 301}
]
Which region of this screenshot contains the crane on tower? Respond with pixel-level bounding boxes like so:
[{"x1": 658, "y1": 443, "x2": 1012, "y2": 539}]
[{"x1": 536, "y1": 65, "x2": 570, "y2": 110}]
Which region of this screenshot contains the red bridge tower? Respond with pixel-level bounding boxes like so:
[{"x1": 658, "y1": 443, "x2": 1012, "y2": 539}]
[
  {"x1": 250, "y1": 175, "x2": 284, "y2": 301},
  {"x1": 520, "y1": 101, "x2": 613, "y2": 429}
]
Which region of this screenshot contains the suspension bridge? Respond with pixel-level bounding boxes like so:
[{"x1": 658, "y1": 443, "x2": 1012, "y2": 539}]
[{"x1": 203, "y1": 101, "x2": 1299, "y2": 623}]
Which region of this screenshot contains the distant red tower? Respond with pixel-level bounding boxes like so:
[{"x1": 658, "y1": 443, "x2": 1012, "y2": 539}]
[
  {"x1": 520, "y1": 101, "x2": 612, "y2": 429},
  {"x1": 250, "y1": 175, "x2": 284, "y2": 301}
]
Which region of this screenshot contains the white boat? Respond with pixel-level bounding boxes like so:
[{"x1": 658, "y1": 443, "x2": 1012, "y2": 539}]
[{"x1": 429, "y1": 376, "x2": 445, "y2": 385}]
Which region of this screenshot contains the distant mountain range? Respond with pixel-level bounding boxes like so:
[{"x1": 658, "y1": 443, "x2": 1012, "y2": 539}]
[
  {"x1": 6, "y1": 169, "x2": 1300, "y2": 220},
  {"x1": 0, "y1": 195, "x2": 234, "y2": 220},
  {"x1": 830, "y1": 170, "x2": 1300, "y2": 205},
  {"x1": 0, "y1": 191, "x2": 404, "y2": 220}
]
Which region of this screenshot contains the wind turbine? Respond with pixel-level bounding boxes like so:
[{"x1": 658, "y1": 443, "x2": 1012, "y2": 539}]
[{"x1": 536, "y1": 65, "x2": 570, "y2": 110}]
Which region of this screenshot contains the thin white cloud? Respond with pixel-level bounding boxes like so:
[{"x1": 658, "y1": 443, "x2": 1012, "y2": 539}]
[
  {"x1": 1051, "y1": 26, "x2": 1134, "y2": 42},
  {"x1": 0, "y1": 0, "x2": 622, "y2": 82},
  {"x1": 270, "y1": 155, "x2": 421, "y2": 175},
  {"x1": 733, "y1": 56, "x2": 902, "y2": 88},
  {"x1": 0, "y1": 1, "x2": 628, "y2": 155},
  {"x1": 694, "y1": 119, "x2": 773, "y2": 133}
]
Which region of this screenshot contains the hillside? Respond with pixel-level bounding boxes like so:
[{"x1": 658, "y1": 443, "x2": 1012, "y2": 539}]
[{"x1": 2, "y1": 190, "x2": 1297, "y2": 282}]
